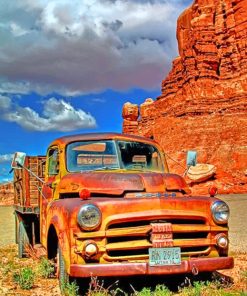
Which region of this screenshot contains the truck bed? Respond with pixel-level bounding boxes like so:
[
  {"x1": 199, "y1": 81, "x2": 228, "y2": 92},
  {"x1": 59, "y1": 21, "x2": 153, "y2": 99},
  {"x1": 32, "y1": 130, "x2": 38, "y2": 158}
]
[{"x1": 13, "y1": 156, "x2": 46, "y2": 212}]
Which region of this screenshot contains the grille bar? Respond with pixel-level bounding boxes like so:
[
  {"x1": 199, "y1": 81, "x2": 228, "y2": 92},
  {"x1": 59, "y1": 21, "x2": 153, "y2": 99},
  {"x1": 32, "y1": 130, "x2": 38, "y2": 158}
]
[
  {"x1": 106, "y1": 238, "x2": 213, "y2": 252},
  {"x1": 106, "y1": 224, "x2": 211, "y2": 238},
  {"x1": 107, "y1": 218, "x2": 206, "y2": 229},
  {"x1": 74, "y1": 223, "x2": 226, "y2": 240}
]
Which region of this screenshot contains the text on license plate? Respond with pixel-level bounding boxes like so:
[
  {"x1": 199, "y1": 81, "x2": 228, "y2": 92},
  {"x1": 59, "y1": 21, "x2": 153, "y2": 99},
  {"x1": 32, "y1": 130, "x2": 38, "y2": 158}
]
[{"x1": 149, "y1": 247, "x2": 181, "y2": 266}]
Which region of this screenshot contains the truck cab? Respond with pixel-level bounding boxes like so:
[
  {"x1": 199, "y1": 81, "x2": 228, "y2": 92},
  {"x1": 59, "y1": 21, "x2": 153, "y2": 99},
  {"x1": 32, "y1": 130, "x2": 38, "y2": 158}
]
[{"x1": 13, "y1": 133, "x2": 233, "y2": 289}]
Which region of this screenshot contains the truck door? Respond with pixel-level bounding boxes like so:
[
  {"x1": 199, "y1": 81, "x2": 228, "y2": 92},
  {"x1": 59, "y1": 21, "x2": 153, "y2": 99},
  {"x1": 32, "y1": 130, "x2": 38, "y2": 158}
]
[
  {"x1": 46, "y1": 147, "x2": 61, "y2": 199},
  {"x1": 40, "y1": 146, "x2": 61, "y2": 245}
]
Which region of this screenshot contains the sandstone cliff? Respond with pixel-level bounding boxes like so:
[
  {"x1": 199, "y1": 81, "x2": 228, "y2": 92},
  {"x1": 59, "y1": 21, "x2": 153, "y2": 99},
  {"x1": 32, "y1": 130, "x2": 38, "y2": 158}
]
[
  {"x1": 122, "y1": 0, "x2": 247, "y2": 194},
  {"x1": 0, "y1": 183, "x2": 14, "y2": 206}
]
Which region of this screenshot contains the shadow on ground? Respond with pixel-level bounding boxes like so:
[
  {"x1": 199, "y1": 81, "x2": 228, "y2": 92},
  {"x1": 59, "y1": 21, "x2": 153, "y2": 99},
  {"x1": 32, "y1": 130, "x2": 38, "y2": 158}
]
[{"x1": 75, "y1": 271, "x2": 234, "y2": 295}]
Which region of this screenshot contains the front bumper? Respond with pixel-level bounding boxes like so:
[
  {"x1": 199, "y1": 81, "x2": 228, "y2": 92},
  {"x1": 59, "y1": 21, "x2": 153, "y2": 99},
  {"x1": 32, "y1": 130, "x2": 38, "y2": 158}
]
[{"x1": 70, "y1": 257, "x2": 234, "y2": 278}]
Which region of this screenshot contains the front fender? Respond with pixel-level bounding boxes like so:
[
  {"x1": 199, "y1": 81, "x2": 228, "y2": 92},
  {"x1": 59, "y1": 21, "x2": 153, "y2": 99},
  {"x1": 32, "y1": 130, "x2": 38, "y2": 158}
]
[{"x1": 46, "y1": 211, "x2": 71, "y2": 274}]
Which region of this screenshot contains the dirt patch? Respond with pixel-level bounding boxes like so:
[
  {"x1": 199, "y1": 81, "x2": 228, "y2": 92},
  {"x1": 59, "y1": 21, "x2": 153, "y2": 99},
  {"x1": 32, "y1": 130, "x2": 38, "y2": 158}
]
[
  {"x1": 0, "y1": 206, "x2": 15, "y2": 246},
  {"x1": 220, "y1": 195, "x2": 247, "y2": 253},
  {"x1": 0, "y1": 245, "x2": 60, "y2": 296}
]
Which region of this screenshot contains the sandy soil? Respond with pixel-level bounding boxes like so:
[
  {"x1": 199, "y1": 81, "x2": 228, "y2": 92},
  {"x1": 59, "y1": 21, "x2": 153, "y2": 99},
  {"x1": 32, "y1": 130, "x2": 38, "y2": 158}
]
[
  {"x1": 0, "y1": 244, "x2": 61, "y2": 295},
  {"x1": 0, "y1": 206, "x2": 15, "y2": 246},
  {"x1": 220, "y1": 195, "x2": 247, "y2": 253}
]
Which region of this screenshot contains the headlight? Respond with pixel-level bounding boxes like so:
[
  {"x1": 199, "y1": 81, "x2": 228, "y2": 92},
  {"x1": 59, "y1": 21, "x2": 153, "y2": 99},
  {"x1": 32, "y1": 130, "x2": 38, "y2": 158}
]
[
  {"x1": 77, "y1": 204, "x2": 101, "y2": 231},
  {"x1": 211, "y1": 201, "x2": 230, "y2": 224}
]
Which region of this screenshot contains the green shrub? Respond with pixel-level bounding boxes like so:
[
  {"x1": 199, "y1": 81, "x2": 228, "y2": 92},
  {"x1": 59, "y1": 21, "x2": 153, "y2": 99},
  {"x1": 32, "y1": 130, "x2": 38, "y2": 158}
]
[
  {"x1": 153, "y1": 285, "x2": 172, "y2": 296},
  {"x1": 61, "y1": 280, "x2": 79, "y2": 296},
  {"x1": 37, "y1": 257, "x2": 55, "y2": 278},
  {"x1": 137, "y1": 285, "x2": 172, "y2": 296},
  {"x1": 13, "y1": 267, "x2": 35, "y2": 290},
  {"x1": 87, "y1": 277, "x2": 124, "y2": 296},
  {"x1": 178, "y1": 281, "x2": 209, "y2": 296},
  {"x1": 178, "y1": 280, "x2": 243, "y2": 296},
  {"x1": 137, "y1": 287, "x2": 152, "y2": 296}
]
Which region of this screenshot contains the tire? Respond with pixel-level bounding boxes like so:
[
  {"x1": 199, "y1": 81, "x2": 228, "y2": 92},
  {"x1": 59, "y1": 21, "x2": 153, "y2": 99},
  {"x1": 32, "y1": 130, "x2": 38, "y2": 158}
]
[
  {"x1": 15, "y1": 214, "x2": 19, "y2": 244},
  {"x1": 57, "y1": 244, "x2": 90, "y2": 295},
  {"x1": 18, "y1": 221, "x2": 30, "y2": 258},
  {"x1": 57, "y1": 244, "x2": 69, "y2": 291}
]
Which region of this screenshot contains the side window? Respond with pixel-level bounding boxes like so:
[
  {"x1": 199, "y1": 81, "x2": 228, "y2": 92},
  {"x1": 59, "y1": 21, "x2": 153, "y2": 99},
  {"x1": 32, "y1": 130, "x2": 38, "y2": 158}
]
[{"x1": 48, "y1": 148, "x2": 59, "y2": 176}]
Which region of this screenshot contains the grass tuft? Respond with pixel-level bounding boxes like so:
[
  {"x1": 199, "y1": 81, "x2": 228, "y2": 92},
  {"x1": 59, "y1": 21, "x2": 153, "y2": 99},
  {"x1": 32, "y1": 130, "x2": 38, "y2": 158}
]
[
  {"x1": 61, "y1": 280, "x2": 80, "y2": 296},
  {"x1": 37, "y1": 257, "x2": 55, "y2": 278},
  {"x1": 13, "y1": 267, "x2": 35, "y2": 290}
]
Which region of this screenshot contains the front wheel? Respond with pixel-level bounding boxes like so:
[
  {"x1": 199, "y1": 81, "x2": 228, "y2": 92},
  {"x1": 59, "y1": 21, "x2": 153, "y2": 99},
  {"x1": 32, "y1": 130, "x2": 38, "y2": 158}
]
[
  {"x1": 57, "y1": 244, "x2": 70, "y2": 292},
  {"x1": 57, "y1": 244, "x2": 86, "y2": 295}
]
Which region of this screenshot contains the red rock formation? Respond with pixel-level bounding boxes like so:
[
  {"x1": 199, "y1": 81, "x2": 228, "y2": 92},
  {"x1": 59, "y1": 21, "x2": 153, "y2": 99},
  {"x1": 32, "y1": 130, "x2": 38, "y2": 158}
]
[
  {"x1": 0, "y1": 182, "x2": 14, "y2": 205},
  {"x1": 122, "y1": 102, "x2": 139, "y2": 135},
  {"x1": 122, "y1": 0, "x2": 247, "y2": 194}
]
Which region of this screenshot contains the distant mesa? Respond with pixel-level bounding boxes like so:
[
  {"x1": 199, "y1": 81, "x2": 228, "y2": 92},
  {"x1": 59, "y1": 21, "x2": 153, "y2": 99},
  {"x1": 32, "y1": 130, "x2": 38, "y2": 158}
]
[
  {"x1": 0, "y1": 182, "x2": 14, "y2": 206},
  {"x1": 122, "y1": 0, "x2": 247, "y2": 194}
]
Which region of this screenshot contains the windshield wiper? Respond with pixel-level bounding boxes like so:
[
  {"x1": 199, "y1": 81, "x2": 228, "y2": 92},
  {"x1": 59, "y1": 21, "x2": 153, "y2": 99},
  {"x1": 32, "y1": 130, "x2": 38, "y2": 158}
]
[
  {"x1": 93, "y1": 166, "x2": 120, "y2": 171},
  {"x1": 125, "y1": 168, "x2": 155, "y2": 173}
]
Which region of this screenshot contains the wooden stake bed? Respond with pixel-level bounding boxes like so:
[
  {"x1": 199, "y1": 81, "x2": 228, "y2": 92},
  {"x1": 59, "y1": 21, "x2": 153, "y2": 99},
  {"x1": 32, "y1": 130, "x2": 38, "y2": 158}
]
[{"x1": 13, "y1": 156, "x2": 46, "y2": 209}]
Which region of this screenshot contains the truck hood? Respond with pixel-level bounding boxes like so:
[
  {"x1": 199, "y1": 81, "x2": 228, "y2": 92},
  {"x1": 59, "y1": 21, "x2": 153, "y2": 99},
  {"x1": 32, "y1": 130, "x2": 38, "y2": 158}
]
[{"x1": 58, "y1": 172, "x2": 191, "y2": 196}]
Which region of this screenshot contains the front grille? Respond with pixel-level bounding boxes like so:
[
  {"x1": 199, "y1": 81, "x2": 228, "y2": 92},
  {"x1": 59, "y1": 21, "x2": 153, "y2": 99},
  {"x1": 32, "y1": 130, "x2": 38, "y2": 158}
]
[{"x1": 104, "y1": 217, "x2": 211, "y2": 261}]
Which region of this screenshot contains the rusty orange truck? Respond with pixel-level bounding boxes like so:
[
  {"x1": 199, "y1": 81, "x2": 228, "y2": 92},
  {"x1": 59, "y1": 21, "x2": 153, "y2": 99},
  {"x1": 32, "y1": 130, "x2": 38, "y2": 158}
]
[{"x1": 12, "y1": 133, "x2": 233, "y2": 289}]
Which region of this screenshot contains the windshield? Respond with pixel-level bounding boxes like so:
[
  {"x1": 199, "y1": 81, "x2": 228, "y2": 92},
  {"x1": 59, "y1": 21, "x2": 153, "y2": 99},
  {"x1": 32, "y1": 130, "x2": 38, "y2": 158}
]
[
  {"x1": 66, "y1": 139, "x2": 164, "y2": 173},
  {"x1": 117, "y1": 140, "x2": 164, "y2": 172},
  {"x1": 67, "y1": 140, "x2": 119, "y2": 172}
]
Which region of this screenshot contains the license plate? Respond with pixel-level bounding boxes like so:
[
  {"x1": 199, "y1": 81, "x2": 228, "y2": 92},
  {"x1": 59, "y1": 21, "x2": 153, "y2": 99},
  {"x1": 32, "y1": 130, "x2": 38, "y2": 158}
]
[{"x1": 149, "y1": 247, "x2": 181, "y2": 266}]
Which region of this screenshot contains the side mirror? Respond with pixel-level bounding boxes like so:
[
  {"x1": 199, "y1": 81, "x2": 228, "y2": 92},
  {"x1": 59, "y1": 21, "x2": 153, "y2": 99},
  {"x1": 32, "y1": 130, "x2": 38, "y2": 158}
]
[
  {"x1": 186, "y1": 151, "x2": 197, "y2": 167},
  {"x1": 11, "y1": 152, "x2": 26, "y2": 169}
]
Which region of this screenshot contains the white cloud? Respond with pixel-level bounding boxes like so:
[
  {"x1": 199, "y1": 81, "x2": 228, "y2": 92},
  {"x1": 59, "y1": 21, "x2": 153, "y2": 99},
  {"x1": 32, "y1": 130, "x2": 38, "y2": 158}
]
[
  {"x1": 0, "y1": 154, "x2": 14, "y2": 163},
  {"x1": 0, "y1": 81, "x2": 32, "y2": 94},
  {"x1": 1, "y1": 97, "x2": 97, "y2": 132},
  {"x1": 0, "y1": 0, "x2": 190, "y2": 95},
  {"x1": 10, "y1": 22, "x2": 28, "y2": 36},
  {"x1": 0, "y1": 178, "x2": 12, "y2": 184},
  {"x1": 0, "y1": 95, "x2": 11, "y2": 109},
  {"x1": 92, "y1": 98, "x2": 106, "y2": 103}
]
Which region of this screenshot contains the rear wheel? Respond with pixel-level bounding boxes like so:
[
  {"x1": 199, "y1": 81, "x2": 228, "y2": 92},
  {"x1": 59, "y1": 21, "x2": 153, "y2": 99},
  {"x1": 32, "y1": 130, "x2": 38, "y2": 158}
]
[
  {"x1": 18, "y1": 221, "x2": 30, "y2": 258},
  {"x1": 15, "y1": 214, "x2": 19, "y2": 244}
]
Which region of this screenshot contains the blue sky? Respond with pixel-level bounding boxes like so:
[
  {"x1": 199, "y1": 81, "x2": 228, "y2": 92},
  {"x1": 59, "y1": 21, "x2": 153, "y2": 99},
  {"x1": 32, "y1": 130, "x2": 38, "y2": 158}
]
[{"x1": 0, "y1": 0, "x2": 192, "y2": 183}]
